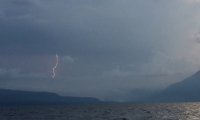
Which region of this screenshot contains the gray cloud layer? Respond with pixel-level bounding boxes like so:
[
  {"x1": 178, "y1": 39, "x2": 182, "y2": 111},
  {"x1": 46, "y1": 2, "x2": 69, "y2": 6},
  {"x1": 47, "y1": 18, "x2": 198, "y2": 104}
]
[{"x1": 0, "y1": 0, "x2": 200, "y2": 101}]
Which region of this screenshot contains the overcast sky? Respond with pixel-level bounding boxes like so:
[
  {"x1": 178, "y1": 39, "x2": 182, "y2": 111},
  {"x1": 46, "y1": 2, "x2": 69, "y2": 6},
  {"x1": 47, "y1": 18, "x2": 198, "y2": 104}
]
[{"x1": 1, "y1": 0, "x2": 200, "y2": 101}]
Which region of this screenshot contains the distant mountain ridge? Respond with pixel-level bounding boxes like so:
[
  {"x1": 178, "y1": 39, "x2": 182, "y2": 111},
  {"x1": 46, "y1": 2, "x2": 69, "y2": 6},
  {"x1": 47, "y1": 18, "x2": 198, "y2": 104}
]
[
  {"x1": 0, "y1": 89, "x2": 101, "y2": 105},
  {"x1": 4, "y1": 69, "x2": 200, "y2": 104},
  {"x1": 149, "y1": 71, "x2": 200, "y2": 103}
]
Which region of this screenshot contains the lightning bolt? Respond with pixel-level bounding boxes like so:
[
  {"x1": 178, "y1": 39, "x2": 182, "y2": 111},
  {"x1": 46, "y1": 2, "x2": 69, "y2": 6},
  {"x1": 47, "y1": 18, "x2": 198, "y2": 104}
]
[{"x1": 52, "y1": 54, "x2": 59, "y2": 79}]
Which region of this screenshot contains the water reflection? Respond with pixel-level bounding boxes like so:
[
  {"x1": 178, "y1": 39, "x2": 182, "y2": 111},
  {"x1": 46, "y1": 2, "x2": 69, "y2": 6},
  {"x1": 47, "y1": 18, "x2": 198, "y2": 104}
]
[{"x1": 0, "y1": 103, "x2": 200, "y2": 120}]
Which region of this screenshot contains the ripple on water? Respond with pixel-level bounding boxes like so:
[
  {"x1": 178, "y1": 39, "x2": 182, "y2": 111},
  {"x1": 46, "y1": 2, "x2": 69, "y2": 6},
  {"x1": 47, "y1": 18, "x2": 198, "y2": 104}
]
[{"x1": 0, "y1": 103, "x2": 200, "y2": 120}]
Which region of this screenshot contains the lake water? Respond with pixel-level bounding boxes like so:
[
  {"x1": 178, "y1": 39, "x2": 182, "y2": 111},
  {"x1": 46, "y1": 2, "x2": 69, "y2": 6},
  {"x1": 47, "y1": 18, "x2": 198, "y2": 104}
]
[{"x1": 0, "y1": 103, "x2": 200, "y2": 120}]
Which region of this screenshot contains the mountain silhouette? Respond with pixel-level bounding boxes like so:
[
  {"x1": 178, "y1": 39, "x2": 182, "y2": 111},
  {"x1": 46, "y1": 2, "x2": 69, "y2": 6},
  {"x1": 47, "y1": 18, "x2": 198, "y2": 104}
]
[
  {"x1": 150, "y1": 71, "x2": 200, "y2": 102},
  {"x1": 0, "y1": 89, "x2": 101, "y2": 105}
]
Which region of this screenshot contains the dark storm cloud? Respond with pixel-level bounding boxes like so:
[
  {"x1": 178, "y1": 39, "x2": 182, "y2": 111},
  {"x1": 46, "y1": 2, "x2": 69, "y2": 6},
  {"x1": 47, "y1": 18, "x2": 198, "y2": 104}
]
[
  {"x1": 0, "y1": 0, "x2": 52, "y2": 54},
  {"x1": 0, "y1": 0, "x2": 156, "y2": 65},
  {"x1": 0, "y1": 0, "x2": 42, "y2": 20},
  {"x1": 1, "y1": 0, "x2": 200, "y2": 101}
]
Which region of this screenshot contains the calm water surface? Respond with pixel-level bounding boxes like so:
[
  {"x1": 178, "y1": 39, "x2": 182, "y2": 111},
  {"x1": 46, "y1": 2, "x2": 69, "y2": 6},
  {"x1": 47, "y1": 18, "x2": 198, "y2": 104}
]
[{"x1": 0, "y1": 103, "x2": 200, "y2": 120}]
